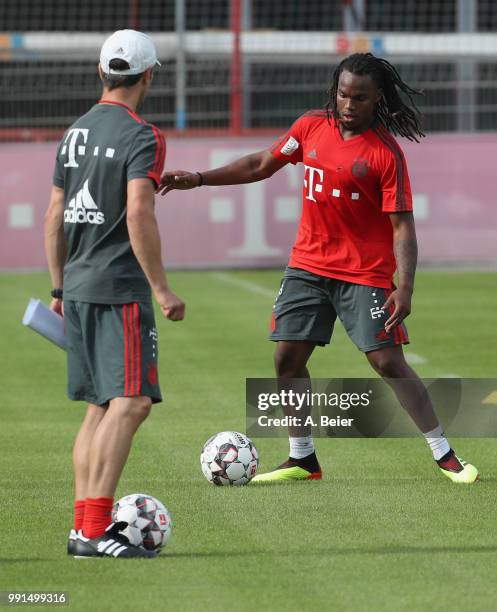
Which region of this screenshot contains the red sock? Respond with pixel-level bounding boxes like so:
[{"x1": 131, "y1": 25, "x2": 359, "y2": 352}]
[
  {"x1": 82, "y1": 497, "x2": 114, "y2": 539},
  {"x1": 74, "y1": 499, "x2": 86, "y2": 531}
]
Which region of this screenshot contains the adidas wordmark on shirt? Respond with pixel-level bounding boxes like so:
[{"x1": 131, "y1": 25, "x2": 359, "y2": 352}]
[{"x1": 64, "y1": 179, "x2": 105, "y2": 225}]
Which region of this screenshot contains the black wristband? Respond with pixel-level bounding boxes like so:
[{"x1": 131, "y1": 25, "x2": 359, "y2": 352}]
[
  {"x1": 196, "y1": 172, "x2": 203, "y2": 187},
  {"x1": 50, "y1": 288, "x2": 63, "y2": 299}
]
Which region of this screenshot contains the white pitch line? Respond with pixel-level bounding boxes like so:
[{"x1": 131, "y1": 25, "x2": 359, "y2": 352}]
[
  {"x1": 404, "y1": 352, "x2": 461, "y2": 377},
  {"x1": 209, "y1": 272, "x2": 275, "y2": 298},
  {"x1": 404, "y1": 352, "x2": 427, "y2": 365}
]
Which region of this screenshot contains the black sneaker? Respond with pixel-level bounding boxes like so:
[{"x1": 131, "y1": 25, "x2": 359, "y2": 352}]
[
  {"x1": 73, "y1": 522, "x2": 157, "y2": 559},
  {"x1": 67, "y1": 529, "x2": 78, "y2": 555}
]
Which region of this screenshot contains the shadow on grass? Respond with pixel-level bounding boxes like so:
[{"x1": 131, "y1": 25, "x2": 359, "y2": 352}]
[
  {"x1": 163, "y1": 544, "x2": 497, "y2": 558},
  {"x1": 0, "y1": 558, "x2": 54, "y2": 563},
  {"x1": 2, "y1": 543, "x2": 496, "y2": 563}
]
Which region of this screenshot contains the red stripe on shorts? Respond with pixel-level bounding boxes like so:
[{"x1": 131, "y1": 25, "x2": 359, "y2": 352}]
[
  {"x1": 386, "y1": 288, "x2": 409, "y2": 344},
  {"x1": 128, "y1": 304, "x2": 135, "y2": 396},
  {"x1": 396, "y1": 323, "x2": 404, "y2": 344},
  {"x1": 134, "y1": 303, "x2": 142, "y2": 395},
  {"x1": 382, "y1": 287, "x2": 408, "y2": 345},
  {"x1": 398, "y1": 322, "x2": 409, "y2": 344},
  {"x1": 123, "y1": 305, "x2": 130, "y2": 396},
  {"x1": 384, "y1": 288, "x2": 398, "y2": 344},
  {"x1": 393, "y1": 323, "x2": 401, "y2": 344},
  {"x1": 388, "y1": 299, "x2": 401, "y2": 345}
]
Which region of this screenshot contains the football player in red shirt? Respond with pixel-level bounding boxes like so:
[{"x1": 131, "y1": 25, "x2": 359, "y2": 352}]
[{"x1": 158, "y1": 53, "x2": 478, "y2": 484}]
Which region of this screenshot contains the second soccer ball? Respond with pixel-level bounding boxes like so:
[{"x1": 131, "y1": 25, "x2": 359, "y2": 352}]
[{"x1": 200, "y1": 431, "x2": 259, "y2": 486}]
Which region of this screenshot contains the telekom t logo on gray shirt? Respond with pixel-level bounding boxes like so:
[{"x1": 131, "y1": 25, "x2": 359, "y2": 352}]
[{"x1": 63, "y1": 128, "x2": 89, "y2": 168}]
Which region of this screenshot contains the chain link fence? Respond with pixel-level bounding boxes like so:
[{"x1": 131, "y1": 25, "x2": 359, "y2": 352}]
[{"x1": 1, "y1": 0, "x2": 496, "y2": 139}]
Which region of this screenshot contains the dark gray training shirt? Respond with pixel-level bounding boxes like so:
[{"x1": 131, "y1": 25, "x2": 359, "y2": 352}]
[{"x1": 53, "y1": 100, "x2": 166, "y2": 304}]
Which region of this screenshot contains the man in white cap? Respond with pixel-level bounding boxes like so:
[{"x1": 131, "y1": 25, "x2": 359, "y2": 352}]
[{"x1": 44, "y1": 30, "x2": 184, "y2": 558}]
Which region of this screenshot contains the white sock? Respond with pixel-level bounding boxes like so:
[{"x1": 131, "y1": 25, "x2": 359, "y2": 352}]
[
  {"x1": 289, "y1": 436, "x2": 315, "y2": 460},
  {"x1": 423, "y1": 425, "x2": 450, "y2": 461}
]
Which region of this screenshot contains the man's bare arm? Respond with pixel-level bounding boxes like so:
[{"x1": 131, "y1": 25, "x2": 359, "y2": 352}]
[
  {"x1": 383, "y1": 211, "x2": 418, "y2": 332},
  {"x1": 391, "y1": 211, "x2": 418, "y2": 292},
  {"x1": 127, "y1": 178, "x2": 185, "y2": 321},
  {"x1": 44, "y1": 185, "x2": 66, "y2": 314}
]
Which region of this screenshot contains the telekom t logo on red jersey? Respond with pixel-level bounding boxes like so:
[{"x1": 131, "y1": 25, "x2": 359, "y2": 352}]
[{"x1": 304, "y1": 164, "x2": 324, "y2": 202}]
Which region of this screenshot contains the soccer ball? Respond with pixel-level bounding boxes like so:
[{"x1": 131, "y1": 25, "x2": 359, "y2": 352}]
[
  {"x1": 112, "y1": 493, "x2": 172, "y2": 552},
  {"x1": 200, "y1": 431, "x2": 259, "y2": 486}
]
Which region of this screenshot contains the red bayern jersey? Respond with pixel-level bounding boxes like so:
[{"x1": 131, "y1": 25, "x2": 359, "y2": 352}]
[{"x1": 269, "y1": 110, "x2": 413, "y2": 289}]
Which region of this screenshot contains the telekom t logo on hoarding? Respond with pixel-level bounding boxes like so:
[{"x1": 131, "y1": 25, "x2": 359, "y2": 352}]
[{"x1": 209, "y1": 149, "x2": 288, "y2": 258}]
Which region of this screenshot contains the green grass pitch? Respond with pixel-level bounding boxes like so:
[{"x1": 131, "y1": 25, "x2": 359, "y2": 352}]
[{"x1": 1, "y1": 269, "x2": 497, "y2": 611}]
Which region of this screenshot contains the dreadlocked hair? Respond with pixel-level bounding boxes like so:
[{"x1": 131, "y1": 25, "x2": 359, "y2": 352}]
[{"x1": 325, "y1": 53, "x2": 425, "y2": 142}]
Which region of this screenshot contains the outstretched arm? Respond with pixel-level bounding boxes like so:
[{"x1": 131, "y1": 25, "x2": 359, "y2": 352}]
[
  {"x1": 383, "y1": 211, "x2": 418, "y2": 333},
  {"x1": 157, "y1": 149, "x2": 288, "y2": 195}
]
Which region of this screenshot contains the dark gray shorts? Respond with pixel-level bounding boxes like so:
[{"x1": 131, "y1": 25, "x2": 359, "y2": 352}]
[
  {"x1": 269, "y1": 267, "x2": 409, "y2": 352},
  {"x1": 64, "y1": 300, "x2": 162, "y2": 406}
]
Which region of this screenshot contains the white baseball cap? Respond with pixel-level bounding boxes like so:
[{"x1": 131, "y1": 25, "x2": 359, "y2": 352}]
[{"x1": 100, "y1": 29, "x2": 161, "y2": 76}]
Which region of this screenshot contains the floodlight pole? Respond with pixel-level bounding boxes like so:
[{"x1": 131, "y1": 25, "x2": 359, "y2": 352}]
[
  {"x1": 456, "y1": 0, "x2": 477, "y2": 132},
  {"x1": 241, "y1": 0, "x2": 251, "y2": 129},
  {"x1": 230, "y1": 0, "x2": 242, "y2": 135},
  {"x1": 342, "y1": 0, "x2": 365, "y2": 32},
  {"x1": 175, "y1": 0, "x2": 186, "y2": 130},
  {"x1": 130, "y1": 0, "x2": 140, "y2": 30}
]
